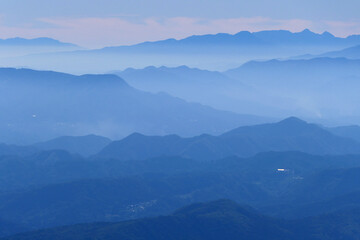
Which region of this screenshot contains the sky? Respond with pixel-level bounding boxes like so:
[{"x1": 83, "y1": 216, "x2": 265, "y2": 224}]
[{"x1": 1, "y1": 0, "x2": 360, "y2": 48}]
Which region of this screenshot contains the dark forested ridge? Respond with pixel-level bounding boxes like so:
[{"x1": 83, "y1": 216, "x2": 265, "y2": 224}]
[
  {"x1": 1, "y1": 117, "x2": 360, "y2": 237},
  {"x1": 4, "y1": 199, "x2": 360, "y2": 240},
  {"x1": 0, "y1": 99, "x2": 360, "y2": 239},
  {"x1": 1, "y1": 148, "x2": 360, "y2": 233}
]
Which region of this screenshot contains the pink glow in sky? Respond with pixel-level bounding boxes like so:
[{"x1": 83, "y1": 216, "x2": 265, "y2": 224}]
[
  {"x1": 1, "y1": 0, "x2": 360, "y2": 48},
  {"x1": 0, "y1": 17, "x2": 359, "y2": 48}
]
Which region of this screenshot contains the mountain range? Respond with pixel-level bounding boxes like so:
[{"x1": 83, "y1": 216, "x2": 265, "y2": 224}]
[
  {"x1": 100, "y1": 29, "x2": 360, "y2": 53},
  {"x1": 3, "y1": 29, "x2": 360, "y2": 73},
  {"x1": 2, "y1": 29, "x2": 360, "y2": 240},
  {"x1": 0, "y1": 67, "x2": 265, "y2": 144},
  {"x1": 0, "y1": 38, "x2": 77, "y2": 47},
  {"x1": 1, "y1": 135, "x2": 360, "y2": 234},
  {"x1": 298, "y1": 44, "x2": 360, "y2": 60},
  {"x1": 222, "y1": 57, "x2": 360, "y2": 122},
  {"x1": 5, "y1": 199, "x2": 360, "y2": 240},
  {"x1": 33, "y1": 135, "x2": 111, "y2": 157},
  {"x1": 97, "y1": 117, "x2": 360, "y2": 161},
  {"x1": 108, "y1": 57, "x2": 360, "y2": 122},
  {"x1": 111, "y1": 65, "x2": 269, "y2": 116},
  {"x1": 0, "y1": 38, "x2": 81, "y2": 58},
  {"x1": 0, "y1": 150, "x2": 360, "y2": 232}
]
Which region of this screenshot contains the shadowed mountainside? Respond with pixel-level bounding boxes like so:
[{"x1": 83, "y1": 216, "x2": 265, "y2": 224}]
[
  {"x1": 98, "y1": 117, "x2": 360, "y2": 161},
  {"x1": 5, "y1": 199, "x2": 360, "y2": 240}
]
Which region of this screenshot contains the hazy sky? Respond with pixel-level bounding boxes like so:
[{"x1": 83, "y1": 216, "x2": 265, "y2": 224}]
[{"x1": 1, "y1": 0, "x2": 360, "y2": 48}]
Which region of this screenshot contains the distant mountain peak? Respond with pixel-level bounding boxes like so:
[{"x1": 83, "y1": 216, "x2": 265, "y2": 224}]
[
  {"x1": 278, "y1": 117, "x2": 308, "y2": 125},
  {"x1": 234, "y1": 31, "x2": 252, "y2": 36},
  {"x1": 301, "y1": 28, "x2": 313, "y2": 34},
  {"x1": 322, "y1": 31, "x2": 335, "y2": 37},
  {"x1": 0, "y1": 37, "x2": 78, "y2": 47}
]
